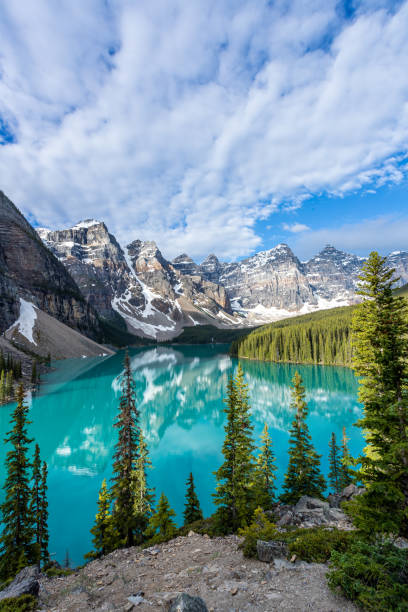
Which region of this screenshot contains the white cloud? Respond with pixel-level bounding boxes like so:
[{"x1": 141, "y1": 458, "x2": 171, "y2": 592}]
[
  {"x1": 290, "y1": 215, "x2": 408, "y2": 259},
  {"x1": 0, "y1": 1, "x2": 407, "y2": 259},
  {"x1": 282, "y1": 222, "x2": 310, "y2": 233}
]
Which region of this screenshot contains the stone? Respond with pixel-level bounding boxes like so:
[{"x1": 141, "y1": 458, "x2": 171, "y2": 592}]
[
  {"x1": 167, "y1": 592, "x2": 208, "y2": 611},
  {"x1": 295, "y1": 496, "x2": 329, "y2": 512},
  {"x1": 257, "y1": 540, "x2": 288, "y2": 562},
  {"x1": 0, "y1": 565, "x2": 40, "y2": 601},
  {"x1": 327, "y1": 494, "x2": 341, "y2": 508},
  {"x1": 277, "y1": 511, "x2": 293, "y2": 527},
  {"x1": 341, "y1": 484, "x2": 364, "y2": 500}
]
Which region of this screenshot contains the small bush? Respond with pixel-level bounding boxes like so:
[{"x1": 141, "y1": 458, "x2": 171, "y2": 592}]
[
  {"x1": 286, "y1": 527, "x2": 356, "y2": 563},
  {"x1": 328, "y1": 539, "x2": 408, "y2": 611},
  {"x1": 238, "y1": 508, "x2": 278, "y2": 557},
  {"x1": 0, "y1": 594, "x2": 37, "y2": 611},
  {"x1": 44, "y1": 566, "x2": 74, "y2": 577},
  {"x1": 178, "y1": 516, "x2": 220, "y2": 538}
]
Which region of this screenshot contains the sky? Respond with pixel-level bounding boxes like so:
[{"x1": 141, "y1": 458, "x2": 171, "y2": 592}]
[{"x1": 0, "y1": 0, "x2": 407, "y2": 262}]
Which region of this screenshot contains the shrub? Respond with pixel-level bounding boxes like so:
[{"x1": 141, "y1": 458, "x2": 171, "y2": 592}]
[
  {"x1": 328, "y1": 539, "x2": 408, "y2": 611},
  {"x1": 44, "y1": 566, "x2": 74, "y2": 577},
  {"x1": 286, "y1": 527, "x2": 356, "y2": 563},
  {"x1": 177, "y1": 516, "x2": 220, "y2": 538},
  {"x1": 0, "y1": 595, "x2": 37, "y2": 611},
  {"x1": 238, "y1": 508, "x2": 278, "y2": 557}
]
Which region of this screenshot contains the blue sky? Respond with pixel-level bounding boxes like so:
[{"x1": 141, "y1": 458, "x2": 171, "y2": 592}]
[{"x1": 0, "y1": 0, "x2": 407, "y2": 261}]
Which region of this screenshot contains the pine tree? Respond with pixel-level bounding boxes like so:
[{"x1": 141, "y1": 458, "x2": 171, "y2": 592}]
[
  {"x1": 183, "y1": 473, "x2": 203, "y2": 526},
  {"x1": 328, "y1": 433, "x2": 342, "y2": 494},
  {"x1": 110, "y1": 350, "x2": 141, "y2": 547},
  {"x1": 0, "y1": 385, "x2": 34, "y2": 579},
  {"x1": 133, "y1": 429, "x2": 154, "y2": 530},
  {"x1": 85, "y1": 479, "x2": 115, "y2": 560},
  {"x1": 253, "y1": 423, "x2": 277, "y2": 510},
  {"x1": 64, "y1": 549, "x2": 70, "y2": 569},
  {"x1": 348, "y1": 252, "x2": 408, "y2": 536},
  {"x1": 145, "y1": 492, "x2": 177, "y2": 543},
  {"x1": 30, "y1": 444, "x2": 42, "y2": 567},
  {"x1": 0, "y1": 370, "x2": 5, "y2": 404},
  {"x1": 39, "y1": 461, "x2": 49, "y2": 566},
  {"x1": 213, "y1": 364, "x2": 256, "y2": 532},
  {"x1": 31, "y1": 361, "x2": 37, "y2": 385},
  {"x1": 339, "y1": 427, "x2": 354, "y2": 490},
  {"x1": 280, "y1": 372, "x2": 326, "y2": 504},
  {"x1": 5, "y1": 370, "x2": 13, "y2": 399}
]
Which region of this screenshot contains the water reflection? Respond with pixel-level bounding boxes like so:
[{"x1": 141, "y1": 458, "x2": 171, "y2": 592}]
[{"x1": 0, "y1": 345, "x2": 363, "y2": 565}]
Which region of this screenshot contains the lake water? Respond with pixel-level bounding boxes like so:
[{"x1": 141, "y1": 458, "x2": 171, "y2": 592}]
[{"x1": 0, "y1": 344, "x2": 364, "y2": 565}]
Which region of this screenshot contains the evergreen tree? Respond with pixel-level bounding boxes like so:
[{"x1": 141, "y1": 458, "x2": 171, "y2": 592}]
[
  {"x1": 133, "y1": 429, "x2": 154, "y2": 528},
  {"x1": 85, "y1": 479, "x2": 115, "y2": 560},
  {"x1": 30, "y1": 444, "x2": 42, "y2": 566},
  {"x1": 213, "y1": 364, "x2": 256, "y2": 532},
  {"x1": 183, "y1": 473, "x2": 203, "y2": 526},
  {"x1": 339, "y1": 427, "x2": 354, "y2": 490},
  {"x1": 0, "y1": 385, "x2": 34, "y2": 579},
  {"x1": 39, "y1": 461, "x2": 49, "y2": 566},
  {"x1": 31, "y1": 361, "x2": 37, "y2": 385},
  {"x1": 328, "y1": 433, "x2": 341, "y2": 494},
  {"x1": 280, "y1": 372, "x2": 326, "y2": 504},
  {"x1": 110, "y1": 350, "x2": 141, "y2": 547},
  {"x1": 348, "y1": 252, "x2": 408, "y2": 536},
  {"x1": 145, "y1": 492, "x2": 177, "y2": 543},
  {"x1": 0, "y1": 370, "x2": 5, "y2": 404},
  {"x1": 5, "y1": 370, "x2": 13, "y2": 399},
  {"x1": 64, "y1": 549, "x2": 70, "y2": 569},
  {"x1": 253, "y1": 423, "x2": 277, "y2": 510}
]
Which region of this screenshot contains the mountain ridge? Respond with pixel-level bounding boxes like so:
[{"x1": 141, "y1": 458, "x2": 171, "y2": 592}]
[{"x1": 37, "y1": 216, "x2": 408, "y2": 339}]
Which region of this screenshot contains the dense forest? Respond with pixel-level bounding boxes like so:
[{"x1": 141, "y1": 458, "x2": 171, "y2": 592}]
[{"x1": 230, "y1": 306, "x2": 355, "y2": 366}]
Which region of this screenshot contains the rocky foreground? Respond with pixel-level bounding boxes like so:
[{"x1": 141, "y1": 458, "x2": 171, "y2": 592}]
[{"x1": 36, "y1": 532, "x2": 357, "y2": 612}]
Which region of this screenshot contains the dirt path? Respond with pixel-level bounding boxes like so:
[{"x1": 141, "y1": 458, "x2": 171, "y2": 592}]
[{"x1": 38, "y1": 533, "x2": 357, "y2": 611}]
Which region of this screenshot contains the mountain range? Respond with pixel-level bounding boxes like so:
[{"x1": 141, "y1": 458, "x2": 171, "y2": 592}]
[{"x1": 1, "y1": 190, "x2": 408, "y2": 353}]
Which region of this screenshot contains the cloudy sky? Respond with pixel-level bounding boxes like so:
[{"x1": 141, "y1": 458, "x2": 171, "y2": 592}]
[{"x1": 0, "y1": 0, "x2": 407, "y2": 261}]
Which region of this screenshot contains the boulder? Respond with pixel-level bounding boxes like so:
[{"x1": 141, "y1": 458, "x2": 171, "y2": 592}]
[
  {"x1": 167, "y1": 593, "x2": 208, "y2": 611},
  {"x1": 0, "y1": 565, "x2": 39, "y2": 601},
  {"x1": 341, "y1": 484, "x2": 364, "y2": 501},
  {"x1": 294, "y1": 496, "x2": 329, "y2": 512},
  {"x1": 277, "y1": 511, "x2": 294, "y2": 527},
  {"x1": 327, "y1": 493, "x2": 341, "y2": 508},
  {"x1": 257, "y1": 540, "x2": 288, "y2": 562}
]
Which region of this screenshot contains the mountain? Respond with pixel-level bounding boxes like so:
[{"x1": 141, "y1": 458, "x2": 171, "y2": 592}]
[
  {"x1": 0, "y1": 191, "x2": 100, "y2": 339},
  {"x1": 37, "y1": 215, "x2": 408, "y2": 339},
  {"x1": 39, "y1": 224, "x2": 240, "y2": 340}
]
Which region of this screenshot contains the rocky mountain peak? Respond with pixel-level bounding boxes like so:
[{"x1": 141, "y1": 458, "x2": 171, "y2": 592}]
[{"x1": 172, "y1": 253, "x2": 200, "y2": 276}]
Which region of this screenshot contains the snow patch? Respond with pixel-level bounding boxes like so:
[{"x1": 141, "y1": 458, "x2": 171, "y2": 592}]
[
  {"x1": 73, "y1": 219, "x2": 100, "y2": 229},
  {"x1": 7, "y1": 298, "x2": 38, "y2": 345}
]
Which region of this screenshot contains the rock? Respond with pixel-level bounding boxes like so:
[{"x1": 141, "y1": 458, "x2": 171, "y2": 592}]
[
  {"x1": 167, "y1": 592, "x2": 208, "y2": 611},
  {"x1": 0, "y1": 565, "x2": 39, "y2": 600},
  {"x1": 257, "y1": 540, "x2": 288, "y2": 562},
  {"x1": 394, "y1": 537, "x2": 408, "y2": 550},
  {"x1": 341, "y1": 484, "x2": 364, "y2": 500},
  {"x1": 295, "y1": 496, "x2": 329, "y2": 512},
  {"x1": 277, "y1": 511, "x2": 293, "y2": 527},
  {"x1": 327, "y1": 494, "x2": 341, "y2": 508}
]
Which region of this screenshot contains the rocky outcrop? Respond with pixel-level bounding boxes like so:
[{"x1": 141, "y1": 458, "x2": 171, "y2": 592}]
[
  {"x1": 0, "y1": 191, "x2": 100, "y2": 340},
  {"x1": 257, "y1": 540, "x2": 288, "y2": 562},
  {"x1": 168, "y1": 593, "x2": 208, "y2": 611},
  {"x1": 274, "y1": 495, "x2": 353, "y2": 529},
  {"x1": 0, "y1": 565, "x2": 39, "y2": 600}
]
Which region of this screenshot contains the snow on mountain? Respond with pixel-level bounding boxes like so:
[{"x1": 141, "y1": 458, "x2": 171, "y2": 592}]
[{"x1": 36, "y1": 219, "x2": 408, "y2": 339}]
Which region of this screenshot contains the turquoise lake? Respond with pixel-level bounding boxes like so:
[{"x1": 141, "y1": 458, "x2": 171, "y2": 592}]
[{"x1": 0, "y1": 344, "x2": 364, "y2": 566}]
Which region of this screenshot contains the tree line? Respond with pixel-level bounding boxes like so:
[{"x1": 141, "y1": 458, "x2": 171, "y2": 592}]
[{"x1": 230, "y1": 306, "x2": 354, "y2": 366}]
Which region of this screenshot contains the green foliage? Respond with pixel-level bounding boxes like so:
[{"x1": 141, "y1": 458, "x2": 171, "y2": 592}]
[
  {"x1": 231, "y1": 306, "x2": 354, "y2": 366},
  {"x1": 169, "y1": 325, "x2": 256, "y2": 345},
  {"x1": 0, "y1": 352, "x2": 22, "y2": 404},
  {"x1": 213, "y1": 364, "x2": 256, "y2": 533},
  {"x1": 328, "y1": 539, "x2": 408, "y2": 611},
  {"x1": 252, "y1": 424, "x2": 277, "y2": 511},
  {"x1": 280, "y1": 372, "x2": 326, "y2": 504},
  {"x1": 349, "y1": 252, "x2": 408, "y2": 537},
  {"x1": 339, "y1": 427, "x2": 356, "y2": 490},
  {"x1": 44, "y1": 566, "x2": 74, "y2": 577},
  {"x1": 183, "y1": 473, "x2": 203, "y2": 526},
  {"x1": 328, "y1": 433, "x2": 342, "y2": 494},
  {"x1": 145, "y1": 492, "x2": 177, "y2": 545},
  {"x1": 177, "y1": 515, "x2": 220, "y2": 537},
  {"x1": 110, "y1": 350, "x2": 144, "y2": 547},
  {"x1": 238, "y1": 507, "x2": 277, "y2": 557},
  {"x1": 286, "y1": 527, "x2": 355, "y2": 563},
  {"x1": 85, "y1": 479, "x2": 116, "y2": 560},
  {"x1": 0, "y1": 385, "x2": 34, "y2": 580},
  {"x1": 0, "y1": 595, "x2": 37, "y2": 612},
  {"x1": 133, "y1": 429, "x2": 154, "y2": 526}
]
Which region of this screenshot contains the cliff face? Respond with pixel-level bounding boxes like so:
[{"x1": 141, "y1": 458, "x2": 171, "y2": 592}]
[{"x1": 0, "y1": 191, "x2": 100, "y2": 338}]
